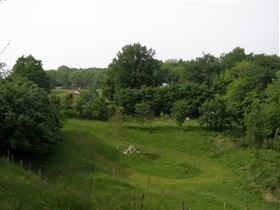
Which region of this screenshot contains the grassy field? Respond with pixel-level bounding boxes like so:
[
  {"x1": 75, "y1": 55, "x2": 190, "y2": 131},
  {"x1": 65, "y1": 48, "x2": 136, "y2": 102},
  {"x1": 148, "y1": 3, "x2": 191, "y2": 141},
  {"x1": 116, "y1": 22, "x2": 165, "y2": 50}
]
[{"x1": 1, "y1": 119, "x2": 279, "y2": 210}]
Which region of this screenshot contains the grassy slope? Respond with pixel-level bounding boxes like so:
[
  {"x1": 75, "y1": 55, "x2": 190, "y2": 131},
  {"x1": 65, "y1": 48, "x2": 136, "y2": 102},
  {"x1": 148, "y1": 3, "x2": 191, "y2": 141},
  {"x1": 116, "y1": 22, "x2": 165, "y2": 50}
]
[
  {"x1": 45, "y1": 119, "x2": 280, "y2": 209},
  {"x1": 1, "y1": 119, "x2": 279, "y2": 209}
]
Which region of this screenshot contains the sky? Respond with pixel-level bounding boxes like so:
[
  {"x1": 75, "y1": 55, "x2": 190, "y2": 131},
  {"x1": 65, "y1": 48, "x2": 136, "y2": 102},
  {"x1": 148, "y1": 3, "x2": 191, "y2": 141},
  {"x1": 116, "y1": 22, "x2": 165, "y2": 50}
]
[{"x1": 0, "y1": 0, "x2": 279, "y2": 69}]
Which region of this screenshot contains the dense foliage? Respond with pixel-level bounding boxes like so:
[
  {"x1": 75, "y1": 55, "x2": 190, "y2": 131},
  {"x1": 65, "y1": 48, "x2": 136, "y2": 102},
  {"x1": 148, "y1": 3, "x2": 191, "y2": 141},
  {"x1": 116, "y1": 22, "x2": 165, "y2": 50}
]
[
  {"x1": 0, "y1": 77, "x2": 61, "y2": 155},
  {"x1": 76, "y1": 90, "x2": 112, "y2": 121},
  {"x1": 11, "y1": 55, "x2": 51, "y2": 92},
  {"x1": 45, "y1": 44, "x2": 280, "y2": 158},
  {"x1": 46, "y1": 65, "x2": 106, "y2": 89},
  {"x1": 199, "y1": 95, "x2": 231, "y2": 130},
  {"x1": 171, "y1": 100, "x2": 189, "y2": 126},
  {"x1": 107, "y1": 43, "x2": 161, "y2": 89},
  {"x1": 135, "y1": 102, "x2": 151, "y2": 124}
]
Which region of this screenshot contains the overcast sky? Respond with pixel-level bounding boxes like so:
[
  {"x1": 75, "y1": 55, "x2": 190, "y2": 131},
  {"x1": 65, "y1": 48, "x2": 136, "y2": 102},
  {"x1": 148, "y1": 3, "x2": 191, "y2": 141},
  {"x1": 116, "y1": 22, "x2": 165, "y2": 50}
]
[{"x1": 0, "y1": 0, "x2": 279, "y2": 69}]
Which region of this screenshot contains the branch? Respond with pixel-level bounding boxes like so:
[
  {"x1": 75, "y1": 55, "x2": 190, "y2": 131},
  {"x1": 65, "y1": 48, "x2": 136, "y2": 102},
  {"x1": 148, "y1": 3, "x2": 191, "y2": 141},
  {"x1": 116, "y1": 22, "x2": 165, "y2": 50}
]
[{"x1": 0, "y1": 39, "x2": 11, "y2": 56}]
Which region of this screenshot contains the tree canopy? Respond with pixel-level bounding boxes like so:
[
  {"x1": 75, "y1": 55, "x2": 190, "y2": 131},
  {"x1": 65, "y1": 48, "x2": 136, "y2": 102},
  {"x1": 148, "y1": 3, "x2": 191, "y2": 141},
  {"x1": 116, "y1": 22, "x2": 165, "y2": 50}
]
[
  {"x1": 108, "y1": 43, "x2": 161, "y2": 90},
  {"x1": 11, "y1": 55, "x2": 51, "y2": 92},
  {"x1": 0, "y1": 77, "x2": 61, "y2": 155}
]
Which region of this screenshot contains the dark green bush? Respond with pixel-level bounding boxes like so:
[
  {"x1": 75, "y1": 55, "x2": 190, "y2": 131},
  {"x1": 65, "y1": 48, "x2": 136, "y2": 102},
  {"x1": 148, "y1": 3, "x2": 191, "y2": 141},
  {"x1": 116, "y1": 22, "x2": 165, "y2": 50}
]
[{"x1": 0, "y1": 77, "x2": 61, "y2": 155}]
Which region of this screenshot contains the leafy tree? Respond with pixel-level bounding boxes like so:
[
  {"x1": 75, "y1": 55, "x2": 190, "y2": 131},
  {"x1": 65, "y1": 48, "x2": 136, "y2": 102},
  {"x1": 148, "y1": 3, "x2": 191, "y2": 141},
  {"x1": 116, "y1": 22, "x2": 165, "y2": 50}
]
[
  {"x1": 56, "y1": 65, "x2": 73, "y2": 87},
  {"x1": 220, "y1": 47, "x2": 247, "y2": 70},
  {"x1": 244, "y1": 100, "x2": 267, "y2": 151},
  {"x1": 199, "y1": 95, "x2": 231, "y2": 130},
  {"x1": 76, "y1": 90, "x2": 111, "y2": 121},
  {"x1": 156, "y1": 60, "x2": 180, "y2": 84},
  {"x1": 180, "y1": 53, "x2": 221, "y2": 86},
  {"x1": 11, "y1": 55, "x2": 51, "y2": 92},
  {"x1": 91, "y1": 97, "x2": 112, "y2": 121},
  {"x1": 0, "y1": 77, "x2": 61, "y2": 155},
  {"x1": 46, "y1": 70, "x2": 57, "y2": 89},
  {"x1": 263, "y1": 72, "x2": 280, "y2": 140},
  {"x1": 177, "y1": 83, "x2": 210, "y2": 117},
  {"x1": 116, "y1": 88, "x2": 141, "y2": 115},
  {"x1": 224, "y1": 62, "x2": 262, "y2": 126},
  {"x1": 135, "y1": 102, "x2": 151, "y2": 124},
  {"x1": 171, "y1": 100, "x2": 189, "y2": 126},
  {"x1": 152, "y1": 85, "x2": 178, "y2": 115},
  {"x1": 108, "y1": 43, "x2": 161, "y2": 89},
  {"x1": 47, "y1": 66, "x2": 107, "y2": 89},
  {"x1": 76, "y1": 90, "x2": 97, "y2": 118}
]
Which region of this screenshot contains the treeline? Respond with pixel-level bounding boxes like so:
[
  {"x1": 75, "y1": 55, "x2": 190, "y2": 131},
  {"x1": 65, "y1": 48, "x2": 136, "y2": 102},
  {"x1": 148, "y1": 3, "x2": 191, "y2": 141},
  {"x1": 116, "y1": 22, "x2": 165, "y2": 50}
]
[
  {"x1": 2, "y1": 43, "x2": 280, "y2": 164},
  {"x1": 65, "y1": 43, "x2": 280, "y2": 154},
  {"x1": 46, "y1": 66, "x2": 106, "y2": 89}
]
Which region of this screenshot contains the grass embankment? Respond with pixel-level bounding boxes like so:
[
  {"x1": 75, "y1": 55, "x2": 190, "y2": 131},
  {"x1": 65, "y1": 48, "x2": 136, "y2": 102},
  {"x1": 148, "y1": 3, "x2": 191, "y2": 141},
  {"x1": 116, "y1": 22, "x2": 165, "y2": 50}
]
[{"x1": 1, "y1": 119, "x2": 279, "y2": 209}]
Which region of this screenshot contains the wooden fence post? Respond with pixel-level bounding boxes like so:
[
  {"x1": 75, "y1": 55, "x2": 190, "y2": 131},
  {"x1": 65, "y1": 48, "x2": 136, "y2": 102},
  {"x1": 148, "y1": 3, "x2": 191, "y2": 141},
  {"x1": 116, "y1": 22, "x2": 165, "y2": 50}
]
[
  {"x1": 147, "y1": 176, "x2": 150, "y2": 192},
  {"x1": 244, "y1": 192, "x2": 248, "y2": 210},
  {"x1": 131, "y1": 190, "x2": 136, "y2": 210},
  {"x1": 132, "y1": 190, "x2": 136, "y2": 201},
  {"x1": 140, "y1": 193, "x2": 145, "y2": 209},
  {"x1": 180, "y1": 201, "x2": 184, "y2": 210}
]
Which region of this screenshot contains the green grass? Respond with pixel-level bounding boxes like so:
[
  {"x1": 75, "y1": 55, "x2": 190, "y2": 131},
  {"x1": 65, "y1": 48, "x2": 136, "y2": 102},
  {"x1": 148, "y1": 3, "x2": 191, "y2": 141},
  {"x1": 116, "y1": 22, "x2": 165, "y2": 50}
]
[
  {"x1": 1, "y1": 119, "x2": 280, "y2": 209},
  {"x1": 51, "y1": 89, "x2": 73, "y2": 97}
]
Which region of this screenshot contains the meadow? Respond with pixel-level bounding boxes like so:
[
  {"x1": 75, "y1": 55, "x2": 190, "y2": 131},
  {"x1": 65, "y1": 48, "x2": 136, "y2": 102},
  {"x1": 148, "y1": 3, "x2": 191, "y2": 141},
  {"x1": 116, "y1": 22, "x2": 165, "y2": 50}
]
[{"x1": 1, "y1": 118, "x2": 279, "y2": 210}]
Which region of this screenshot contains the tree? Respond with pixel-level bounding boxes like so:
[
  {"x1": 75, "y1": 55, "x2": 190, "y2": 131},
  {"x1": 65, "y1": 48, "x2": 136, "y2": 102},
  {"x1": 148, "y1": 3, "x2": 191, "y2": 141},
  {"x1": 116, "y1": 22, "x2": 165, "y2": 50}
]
[
  {"x1": 171, "y1": 100, "x2": 189, "y2": 126},
  {"x1": 180, "y1": 53, "x2": 221, "y2": 86},
  {"x1": 46, "y1": 70, "x2": 57, "y2": 89},
  {"x1": 177, "y1": 83, "x2": 210, "y2": 117},
  {"x1": 91, "y1": 96, "x2": 112, "y2": 121},
  {"x1": 76, "y1": 90, "x2": 112, "y2": 121},
  {"x1": 56, "y1": 65, "x2": 73, "y2": 87},
  {"x1": 199, "y1": 95, "x2": 231, "y2": 130},
  {"x1": 244, "y1": 100, "x2": 267, "y2": 151},
  {"x1": 0, "y1": 77, "x2": 61, "y2": 155},
  {"x1": 108, "y1": 43, "x2": 161, "y2": 90},
  {"x1": 263, "y1": 72, "x2": 280, "y2": 141},
  {"x1": 135, "y1": 102, "x2": 151, "y2": 124},
  {"x1": 11, "y1": 55, "x2": 51, "y2": 92},
  {"x1": 76, "y1": 90, "x2": 97, "y2": 118},
  {"x1": 220, "y1": 47, "x2": 247, "y2": 70}
]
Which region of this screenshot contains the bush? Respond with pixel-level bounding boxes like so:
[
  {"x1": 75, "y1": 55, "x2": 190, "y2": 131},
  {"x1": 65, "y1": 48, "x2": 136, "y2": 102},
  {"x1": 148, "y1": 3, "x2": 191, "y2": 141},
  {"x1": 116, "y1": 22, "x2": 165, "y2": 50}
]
[
  {"x1": 171, "y1": 100, "x2": 189, "y2": 126},
  {"x1": 76, "y1": 90, "x2": 112, "y2": 121},
  {"x1": 135, "y1": 102, "x2": 151, "y2": 124},
  {"x1": 116, "y1": 84, "x2": 209, "y2": 117},
  {"x1": 199, "y1": 95, "x2": 231, "y2": 130},
  {"x1": 244, "y1": 100, "x2": 267, "y2": 149},
  {"x1": 0, "y1": 77, "x2": 61, "y2": 155},
  {"x1": 91, "y1": 97, "x2": 112, "y2": 121}
]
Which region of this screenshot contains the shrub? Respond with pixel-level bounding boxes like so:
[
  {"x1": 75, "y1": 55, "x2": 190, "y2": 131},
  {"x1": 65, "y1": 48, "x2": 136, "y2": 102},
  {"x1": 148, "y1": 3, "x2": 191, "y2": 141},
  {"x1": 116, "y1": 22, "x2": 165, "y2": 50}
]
[
  {"x1": 135, "y1": 102, "x2": 151, "y2": 124},
  {"x1": 0, "y1": 77, "x2": 61, "y2": 155},
  {"x1": 76, "y1": 90, "x2": 112, "y2": 121},
  {"x1": 171, "y1": 100, "x2": 189, "y2": 126},
  {"x1": 199, "y1": 95, "x2": 231, "y2": 130}
]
